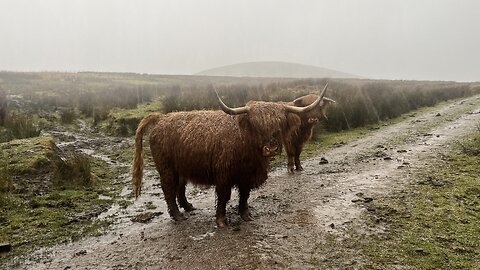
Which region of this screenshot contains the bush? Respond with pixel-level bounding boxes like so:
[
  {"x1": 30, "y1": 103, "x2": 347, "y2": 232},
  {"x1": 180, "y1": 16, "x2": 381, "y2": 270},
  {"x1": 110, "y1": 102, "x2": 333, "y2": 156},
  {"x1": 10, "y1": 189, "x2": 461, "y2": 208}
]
[
  {"x1": 457, "y1": 123, "x2": 480, "y2": 156},
  {"x1": 0, "y1": 171, "x2": 12, "y2": 192},
  {"x1": 0, "y1": 154, "x2": 13, "y2": 192},
  {"x1": 59, "y1": 108, "x2": 77, "y2": 124},
  {"x1": 53, "y1": 154, "x2": 93, "y2": 188},
  {"x1": 1, "y1": 112, "x2": 42, "y2": 142},
  {"x1": 163, "y1": 85, "x2": 219, "y2": 113},
  {"x1": 92, "y1": 106, "x2": 110, "y2": 126}
]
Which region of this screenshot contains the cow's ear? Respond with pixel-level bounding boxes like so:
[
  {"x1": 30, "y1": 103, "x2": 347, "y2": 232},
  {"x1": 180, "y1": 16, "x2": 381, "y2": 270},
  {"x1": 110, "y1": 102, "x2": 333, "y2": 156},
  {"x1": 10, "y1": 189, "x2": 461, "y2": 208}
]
[
  {"x1": 323, "y1": 97, "x2": 336, "y2": 104},
  {"x1": 286, "y1": 113, "x2": 301, "y2": 128},
  {"x1": 293, "y1": 97, "x2": 305, "y2": 107},
  {"x1": 238, "y1": 114, "x2": 249, "y2": 130}
]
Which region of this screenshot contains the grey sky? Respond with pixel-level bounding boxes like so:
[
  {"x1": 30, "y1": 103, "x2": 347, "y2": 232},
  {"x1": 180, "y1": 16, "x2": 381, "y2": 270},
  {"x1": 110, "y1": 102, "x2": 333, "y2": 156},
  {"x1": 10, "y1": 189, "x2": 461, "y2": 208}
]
[{"x1": 1, "y1": 0, "x2": 479, "y2": 81}]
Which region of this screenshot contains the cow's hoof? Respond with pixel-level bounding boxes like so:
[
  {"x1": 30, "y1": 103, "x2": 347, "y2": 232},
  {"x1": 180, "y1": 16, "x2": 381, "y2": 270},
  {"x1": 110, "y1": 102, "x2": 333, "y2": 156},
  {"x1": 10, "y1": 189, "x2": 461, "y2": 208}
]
[
  {"x1": 295, "y1": 166, "x2": 304, "y2": 171},
  {"x1": 240, "y1": 210, "x2": 254, "y2": 222},
  {"x1": 183, "y1": 203, "x2": 196, "y2": 212},
  {"x1": 216, "y1": 217, "x2": 228, "y2": 228},
  {"x1": 288, "y1": 168, "x2": 294, "y2": 175},
  {"x1": 172, "y1": 212, "x2": 186, "y2": 221}
]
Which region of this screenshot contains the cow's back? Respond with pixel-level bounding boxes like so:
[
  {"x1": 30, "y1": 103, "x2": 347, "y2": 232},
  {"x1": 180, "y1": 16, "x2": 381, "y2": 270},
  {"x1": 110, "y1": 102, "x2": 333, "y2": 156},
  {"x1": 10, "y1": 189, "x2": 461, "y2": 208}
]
[{"x1": 149, "y1": 110, "x2": 244, "y2": 181}]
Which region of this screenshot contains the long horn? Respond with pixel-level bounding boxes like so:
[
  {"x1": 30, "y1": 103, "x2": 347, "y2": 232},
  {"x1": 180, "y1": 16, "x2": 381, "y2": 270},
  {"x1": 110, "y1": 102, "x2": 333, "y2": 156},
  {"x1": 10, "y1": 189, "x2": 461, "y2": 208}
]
[
  {"x1": 323, "y1": 97, "x2": 336, "y2": 103},
  {"x1": 285, "y1": 83, "x2": 328, "y2": 113},
  {"x1": 214, "y1": 88, "x2": 249, "y2": 115}
]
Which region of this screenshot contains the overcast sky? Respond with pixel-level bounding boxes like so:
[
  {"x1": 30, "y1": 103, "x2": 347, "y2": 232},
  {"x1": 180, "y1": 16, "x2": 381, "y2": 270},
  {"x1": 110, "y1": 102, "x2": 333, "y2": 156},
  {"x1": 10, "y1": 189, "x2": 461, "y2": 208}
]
[{"x1": 0, "y1": 0, "x2": 479, "y2": 81}]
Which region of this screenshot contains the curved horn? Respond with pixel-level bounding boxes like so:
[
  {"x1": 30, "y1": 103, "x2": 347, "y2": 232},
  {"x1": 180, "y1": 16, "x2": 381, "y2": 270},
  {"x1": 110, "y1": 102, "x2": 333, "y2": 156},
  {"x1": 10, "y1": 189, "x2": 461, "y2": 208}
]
[
  {"x1": 214, "y1": 88, "x2": 249, "y2": 115},
  {"x1": 323, "y1": 97, "x2": 336, "y2": 103},
  {"x1": 285, "y1": 83, "x2": 328, "y2": 113}
]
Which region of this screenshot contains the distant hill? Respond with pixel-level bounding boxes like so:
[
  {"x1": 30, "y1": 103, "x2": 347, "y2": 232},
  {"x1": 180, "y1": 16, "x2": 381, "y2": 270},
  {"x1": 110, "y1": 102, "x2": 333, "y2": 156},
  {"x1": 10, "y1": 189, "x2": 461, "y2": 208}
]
[{"x1": 195, "y1": 61, "x2": 359, "y2": 79}]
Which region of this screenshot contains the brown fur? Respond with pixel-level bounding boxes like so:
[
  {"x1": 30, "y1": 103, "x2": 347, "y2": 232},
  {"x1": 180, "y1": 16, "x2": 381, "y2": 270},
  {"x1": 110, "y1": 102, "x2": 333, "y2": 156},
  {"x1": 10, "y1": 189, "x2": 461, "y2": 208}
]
[
  {"x1": 282, "y1": 94, "x2": 335, "y2": 173},
  {"x1": 132, "y1": 101, "x2": 301, "y2": 227},
  {"x1": 132, "y1": 113, "x2": 163, "y2": 197}
]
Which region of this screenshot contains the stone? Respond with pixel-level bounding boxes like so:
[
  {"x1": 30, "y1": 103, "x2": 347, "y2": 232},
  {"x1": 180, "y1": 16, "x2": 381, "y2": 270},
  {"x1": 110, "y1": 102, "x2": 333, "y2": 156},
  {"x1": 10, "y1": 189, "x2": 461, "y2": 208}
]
[{"x1": 0, "y1": 242, "x2": 11, "y2": 253}]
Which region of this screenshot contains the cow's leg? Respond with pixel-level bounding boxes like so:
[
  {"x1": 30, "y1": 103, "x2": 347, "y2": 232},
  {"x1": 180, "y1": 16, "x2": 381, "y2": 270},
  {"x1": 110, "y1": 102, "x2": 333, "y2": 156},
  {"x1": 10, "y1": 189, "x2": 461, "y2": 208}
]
[
  {"x1": 285, "y1": 145, "x2": 295, "y2": 174},
  {"x1": 294, "y1": 145, "x2": 304, "y2": 171},
  {"x1": 294, "y1": 155, "x2": 303, "y2": 171},
  {"x1": 287, "y1": 155, "x2": 295, "y2": 174},
  {"x1": 238, "y1": 186, "x2": 253, "y2": 222},
  {"x1": 215, "y1": 182, "x2": 231, "y2": 228},
  {"x1": 177, "y1": 177, "x2": 195, "y2": 212},
  {"x1": 160, "y1": 170, "x2": 185, "y2": 221}
]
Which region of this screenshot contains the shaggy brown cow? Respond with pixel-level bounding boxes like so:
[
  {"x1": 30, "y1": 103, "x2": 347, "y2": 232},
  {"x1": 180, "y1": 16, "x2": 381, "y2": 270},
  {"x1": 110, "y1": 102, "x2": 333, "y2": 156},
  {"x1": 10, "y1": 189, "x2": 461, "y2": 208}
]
[
  {"x1": 132, "y1": 91, "x2": 323, "y2": 228},
  {"x1": 282, "y1": 84, "x2": 336, "y2": 173}
]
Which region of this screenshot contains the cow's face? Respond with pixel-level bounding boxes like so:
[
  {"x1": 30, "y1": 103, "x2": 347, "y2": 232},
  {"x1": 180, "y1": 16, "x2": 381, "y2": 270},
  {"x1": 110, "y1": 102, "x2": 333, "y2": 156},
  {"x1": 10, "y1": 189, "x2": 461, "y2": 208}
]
[
  {"x1": 241, "y1": 101, "x2": 286, "y2": 157},
  {"x1": 262, "y1": 133, "x2": 282, "y2": 157},
  {"x1": 293, "y1": 94, "x2": 335, "y2": 123}
]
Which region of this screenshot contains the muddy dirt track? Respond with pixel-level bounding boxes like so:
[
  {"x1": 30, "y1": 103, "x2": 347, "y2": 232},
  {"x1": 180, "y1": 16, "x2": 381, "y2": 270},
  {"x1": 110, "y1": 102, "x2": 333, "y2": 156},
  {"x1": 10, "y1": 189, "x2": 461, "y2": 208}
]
[{"x1": 18, "y1": 95, "x2": 480, "y2": 270}]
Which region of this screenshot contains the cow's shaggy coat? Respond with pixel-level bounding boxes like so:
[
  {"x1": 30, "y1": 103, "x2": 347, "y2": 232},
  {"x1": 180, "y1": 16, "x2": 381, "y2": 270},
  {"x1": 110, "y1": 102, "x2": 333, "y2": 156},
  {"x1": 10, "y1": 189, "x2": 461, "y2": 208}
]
[
  {"x1": 132, "y1": 96, "x2": 321, "y2": 227},
  {"x1": 283, "y1": 94, "x2": 335, "y2": 173}
]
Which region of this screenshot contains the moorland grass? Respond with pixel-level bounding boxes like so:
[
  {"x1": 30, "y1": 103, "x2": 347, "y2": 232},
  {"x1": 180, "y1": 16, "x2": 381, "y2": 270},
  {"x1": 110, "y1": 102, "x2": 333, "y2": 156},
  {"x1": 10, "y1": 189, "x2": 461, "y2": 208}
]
[
  {"x1": 0, "y1": 136, "x2": 117, "y2": 266},
  {"x1": 361, "y1": 129, "x2": 480, "y2": 269}
]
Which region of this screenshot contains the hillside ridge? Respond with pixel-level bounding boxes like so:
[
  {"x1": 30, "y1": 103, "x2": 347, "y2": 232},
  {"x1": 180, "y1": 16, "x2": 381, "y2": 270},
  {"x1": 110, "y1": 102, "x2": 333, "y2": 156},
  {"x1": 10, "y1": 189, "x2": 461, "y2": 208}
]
[{"x1": 196, "y1": 61, "x2": 360, "y2": 78}]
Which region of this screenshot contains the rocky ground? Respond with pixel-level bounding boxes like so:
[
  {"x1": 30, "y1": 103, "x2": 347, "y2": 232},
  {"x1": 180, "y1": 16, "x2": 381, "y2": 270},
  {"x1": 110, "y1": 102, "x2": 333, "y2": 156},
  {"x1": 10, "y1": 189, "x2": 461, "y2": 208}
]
[{"x1": 12, "y1": 95, "x2": 480, "y2": 270}]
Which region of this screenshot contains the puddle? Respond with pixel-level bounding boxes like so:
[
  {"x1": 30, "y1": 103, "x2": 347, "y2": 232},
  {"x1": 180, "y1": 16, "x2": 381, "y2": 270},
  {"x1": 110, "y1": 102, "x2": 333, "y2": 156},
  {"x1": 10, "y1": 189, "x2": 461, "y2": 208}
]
[{"x1": 189, "y1": 231, "x2": 215, "y2": 241}]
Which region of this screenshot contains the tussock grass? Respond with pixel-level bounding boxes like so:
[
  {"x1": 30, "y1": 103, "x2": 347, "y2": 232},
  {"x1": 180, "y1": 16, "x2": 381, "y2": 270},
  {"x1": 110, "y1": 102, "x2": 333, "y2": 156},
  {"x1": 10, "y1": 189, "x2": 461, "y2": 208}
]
[
  {"x1": 2, "y1": 72, "x2": 479, "y2": 134},
  {"x1": 0, "y1": 152, "x2": 13, "y2": 192},
  {"x1": 0, "y1": 134, "x2": 116, "y2": 266},
  {"x1": 53, "y1": 154, "x2": 94, "y2": 188},
  {"x1": 1, "y1": 112, "x2": 42, "y2": 142},
  {"x1": 102, "y1": 98, "x2": 163, "y2": 136},
  {"x1": 59, "y1": 108, "x2": 77, "y2": 124},
  {"x1": 0, "y1": 136, "x2": 58, "y2": 178},
  {"x1": 0, "y1": 137, "x2": 99, "y2": 194},
  {"x1": 170, "y1": 79, "x2": 478, "y2": 132},
  {"x1": 457, "y1": 124, "x2": 480, "y2": 155}
]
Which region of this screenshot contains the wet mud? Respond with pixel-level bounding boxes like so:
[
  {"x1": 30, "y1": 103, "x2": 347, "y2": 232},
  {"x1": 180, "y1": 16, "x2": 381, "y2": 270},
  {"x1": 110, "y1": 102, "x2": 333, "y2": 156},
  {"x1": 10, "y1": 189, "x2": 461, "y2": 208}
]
[{"x1": 16, "y1": 95, "x2": 480, "y2": 269}]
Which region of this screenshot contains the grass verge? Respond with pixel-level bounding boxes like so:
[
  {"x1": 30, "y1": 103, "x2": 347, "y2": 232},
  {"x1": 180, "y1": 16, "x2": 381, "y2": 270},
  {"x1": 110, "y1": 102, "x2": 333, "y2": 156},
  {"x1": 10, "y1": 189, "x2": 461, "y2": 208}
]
[
  {"x1": 102, "y1": 98, "x2": 163, "y2": 136},
  {"x1": 0, "y1": 137, "x2": 117, "y2": 267},
  {"x1": 270, "y1": 96, "x2": 480, "y2": 170},
  {"x1": 360, "y1": 130, "x2": 480, "y2": 269}
]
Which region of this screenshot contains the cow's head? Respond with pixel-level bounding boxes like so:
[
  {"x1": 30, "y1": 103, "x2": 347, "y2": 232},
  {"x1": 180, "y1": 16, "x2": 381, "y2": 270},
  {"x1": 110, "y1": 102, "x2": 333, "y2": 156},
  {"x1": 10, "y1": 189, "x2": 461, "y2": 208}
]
[
  {"x1": 215, "y1": 86, "x2": 326, "y2": 156},
  {"x1": 292, "y1": 85, "x2": 336, "y2": 124}
]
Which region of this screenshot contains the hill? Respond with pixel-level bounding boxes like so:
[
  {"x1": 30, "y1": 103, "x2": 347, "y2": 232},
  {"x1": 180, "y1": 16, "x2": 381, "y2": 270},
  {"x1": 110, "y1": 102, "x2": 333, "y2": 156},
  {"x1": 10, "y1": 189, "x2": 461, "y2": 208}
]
[{"x1": 195, "y1": 61, "x2": 360, "y2": 78}]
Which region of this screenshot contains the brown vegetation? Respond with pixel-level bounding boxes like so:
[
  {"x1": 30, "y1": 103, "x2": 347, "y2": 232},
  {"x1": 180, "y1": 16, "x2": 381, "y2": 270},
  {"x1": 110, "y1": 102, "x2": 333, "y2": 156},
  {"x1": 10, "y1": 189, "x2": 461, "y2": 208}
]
[
  {"x1": 53, "y1": 154, "x2": 94, "y2": 187},
  {"x1": 2, "y1": 72, "x2": 478, "y2": 137},
  {"x1": 0, "y1": 88, "x2": 6, "y2": 126},
  {"x1": 0, "y1": 112, "x2": 42, "y2": 143}
]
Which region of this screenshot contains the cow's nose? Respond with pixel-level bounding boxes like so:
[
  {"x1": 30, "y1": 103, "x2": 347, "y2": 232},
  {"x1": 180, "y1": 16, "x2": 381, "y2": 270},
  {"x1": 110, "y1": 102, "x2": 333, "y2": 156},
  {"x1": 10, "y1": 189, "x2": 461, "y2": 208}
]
[{"x1": 308, "y1": 117, "x2": 319, "y2": 123}]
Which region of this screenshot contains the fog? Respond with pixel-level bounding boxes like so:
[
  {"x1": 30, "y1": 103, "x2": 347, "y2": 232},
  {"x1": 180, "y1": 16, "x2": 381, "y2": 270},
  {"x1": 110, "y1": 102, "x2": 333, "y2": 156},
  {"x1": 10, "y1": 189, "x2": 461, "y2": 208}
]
[{"x1": 0, "y1": 0, "x2": 479, "y2": 81}]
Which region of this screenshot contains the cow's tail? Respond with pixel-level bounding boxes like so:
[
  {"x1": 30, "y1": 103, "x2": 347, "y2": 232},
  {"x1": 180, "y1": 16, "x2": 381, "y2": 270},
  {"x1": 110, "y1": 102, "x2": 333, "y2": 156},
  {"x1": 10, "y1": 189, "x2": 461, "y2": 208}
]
[{"x1": 132, "y1": 113, "x2": 163, "y2": 198}]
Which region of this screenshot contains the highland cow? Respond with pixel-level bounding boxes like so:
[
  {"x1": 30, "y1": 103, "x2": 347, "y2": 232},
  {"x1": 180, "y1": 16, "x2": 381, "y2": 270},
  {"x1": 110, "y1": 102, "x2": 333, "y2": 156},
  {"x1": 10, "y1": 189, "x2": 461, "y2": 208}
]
[
  {"x1": 282, "y1": 84, "x2": 336, "y2": 173},
  {"x1": 132, "y1": 90, "x2": 323, "y2": 228}
]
